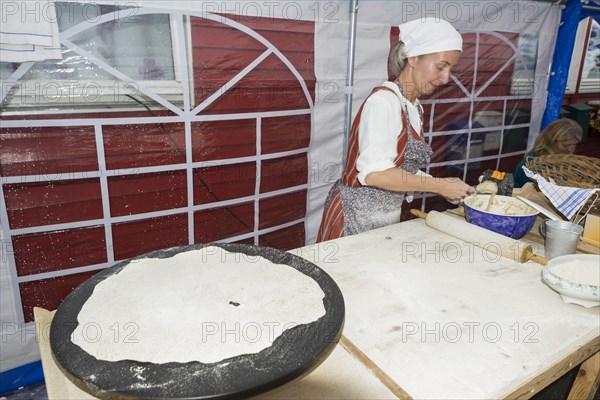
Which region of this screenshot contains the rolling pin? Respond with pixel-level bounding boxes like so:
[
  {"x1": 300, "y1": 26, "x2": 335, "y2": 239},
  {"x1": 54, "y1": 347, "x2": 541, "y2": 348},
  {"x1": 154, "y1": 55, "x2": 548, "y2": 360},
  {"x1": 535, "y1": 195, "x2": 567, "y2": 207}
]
[{"x1": 410, "y1": 209, "x2": 548, "y2": 265}]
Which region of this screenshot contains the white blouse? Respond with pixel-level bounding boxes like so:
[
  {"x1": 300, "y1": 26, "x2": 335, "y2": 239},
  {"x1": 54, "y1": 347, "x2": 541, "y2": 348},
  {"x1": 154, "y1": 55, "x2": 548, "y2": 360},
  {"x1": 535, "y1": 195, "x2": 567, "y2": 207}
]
[{"x1": 356, "y1": 80, "x2": 423, "y2": 185}]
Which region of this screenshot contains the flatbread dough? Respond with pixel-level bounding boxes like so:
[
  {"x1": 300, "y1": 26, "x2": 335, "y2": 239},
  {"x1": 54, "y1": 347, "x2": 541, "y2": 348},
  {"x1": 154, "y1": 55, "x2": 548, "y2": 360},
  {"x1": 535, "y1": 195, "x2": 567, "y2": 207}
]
[
  {"x1": 552, "y1": 260, "x2": 600, "y2": 286},
  {"x1": 467, "y1": 196, "x2": 536, "y2": 216},
  {"x1": 71, "y1": 247, "x2": 326, "y2": 364}
]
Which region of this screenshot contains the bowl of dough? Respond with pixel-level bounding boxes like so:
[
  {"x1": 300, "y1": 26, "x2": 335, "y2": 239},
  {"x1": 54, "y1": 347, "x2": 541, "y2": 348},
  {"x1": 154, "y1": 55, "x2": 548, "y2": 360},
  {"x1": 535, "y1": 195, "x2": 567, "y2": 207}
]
[
  {"x1": 463, "y1": 194, "x2": 538, "y2": 239},
  {"x1": 541, "y1": 254, "x2": 600, "y2": 307}
]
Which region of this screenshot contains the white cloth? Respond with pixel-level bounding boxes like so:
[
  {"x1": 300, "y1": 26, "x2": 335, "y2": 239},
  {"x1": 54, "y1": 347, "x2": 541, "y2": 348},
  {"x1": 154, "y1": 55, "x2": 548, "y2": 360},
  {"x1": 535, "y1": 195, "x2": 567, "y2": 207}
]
[
  {"x1": 0, "y1": 0, "x2": 62, "y2": 62},
  {"x1": 522, "y1": 166, "x2": 599, "y2": 220},
  {"x1": 356, "y1": 81, "x2": 422, "y2": 185},
  {"x1": 399, "y1": 17, "x2": 463, "y2": 57}
]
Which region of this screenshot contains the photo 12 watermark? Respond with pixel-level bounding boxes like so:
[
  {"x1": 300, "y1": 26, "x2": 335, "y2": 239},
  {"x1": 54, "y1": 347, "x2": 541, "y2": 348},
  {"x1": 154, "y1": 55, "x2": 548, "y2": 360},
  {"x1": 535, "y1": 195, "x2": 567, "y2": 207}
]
[
  {"x1": 399, "y1": 1, "x2": 540, "y2": 24},
  {"x1": 399, "y1": 321, "x2": 540, "y2": 344},
  {"x1": 400, "y1": 240, "x2": 525, "y2": 264}
]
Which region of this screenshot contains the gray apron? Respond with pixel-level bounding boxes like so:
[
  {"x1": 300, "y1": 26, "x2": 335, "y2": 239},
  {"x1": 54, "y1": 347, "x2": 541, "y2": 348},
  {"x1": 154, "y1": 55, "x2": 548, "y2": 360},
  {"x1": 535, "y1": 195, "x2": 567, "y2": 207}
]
[{"x1": 338, "y1": 134, "x2": 433, "y2": 236}]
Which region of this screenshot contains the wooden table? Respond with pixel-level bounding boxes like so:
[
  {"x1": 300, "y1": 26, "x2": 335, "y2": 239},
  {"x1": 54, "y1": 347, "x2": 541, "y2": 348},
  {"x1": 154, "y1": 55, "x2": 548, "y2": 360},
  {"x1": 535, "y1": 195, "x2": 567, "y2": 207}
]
[
  {"x1": 288, "y1": 214, "x2": 600, "y2": 399},
  {"x1": 36, "y1": 214, "x2": 600, "y2": 399},
  {"x1": 34, "y1": 309, "x2": 398, "y2": 399}
]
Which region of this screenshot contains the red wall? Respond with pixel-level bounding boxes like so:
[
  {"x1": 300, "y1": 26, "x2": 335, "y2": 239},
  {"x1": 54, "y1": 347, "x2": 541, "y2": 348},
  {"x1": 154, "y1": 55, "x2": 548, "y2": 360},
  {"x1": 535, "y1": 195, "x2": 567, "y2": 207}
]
[{"x1": 1, "y1": 14, "x2": 315, "y2": 322}]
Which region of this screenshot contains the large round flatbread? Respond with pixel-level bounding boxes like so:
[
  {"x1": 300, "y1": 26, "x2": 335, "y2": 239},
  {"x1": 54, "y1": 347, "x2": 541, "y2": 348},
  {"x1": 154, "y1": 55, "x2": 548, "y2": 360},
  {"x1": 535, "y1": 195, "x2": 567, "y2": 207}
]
[{"x1": 71, "y1": 246, "x2": 326, "y2": 364}]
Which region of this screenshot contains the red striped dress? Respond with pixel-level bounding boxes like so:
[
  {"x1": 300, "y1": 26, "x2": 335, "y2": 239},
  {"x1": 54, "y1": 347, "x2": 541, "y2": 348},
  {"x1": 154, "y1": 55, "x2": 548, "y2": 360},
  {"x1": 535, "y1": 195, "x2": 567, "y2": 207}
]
[{"x1": 316, "y1": 86, "x2": 423, "y2": 242}]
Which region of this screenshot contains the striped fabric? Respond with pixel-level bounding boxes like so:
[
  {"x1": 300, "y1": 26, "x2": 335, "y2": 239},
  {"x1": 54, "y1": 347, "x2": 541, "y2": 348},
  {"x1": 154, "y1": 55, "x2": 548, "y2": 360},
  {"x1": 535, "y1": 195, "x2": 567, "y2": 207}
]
[
  {"x1": 0, "y1": 0, "x2": 62, "y2": 62},
  {"x1": 522, "y1": 166, "x2": 598, "y2": 220},
  {"x1": 317, "y1": 188, "x2": 345, "y2": 242},
  {"x1": 317, "y1": 86, "x2": 420, "y2": 242}
]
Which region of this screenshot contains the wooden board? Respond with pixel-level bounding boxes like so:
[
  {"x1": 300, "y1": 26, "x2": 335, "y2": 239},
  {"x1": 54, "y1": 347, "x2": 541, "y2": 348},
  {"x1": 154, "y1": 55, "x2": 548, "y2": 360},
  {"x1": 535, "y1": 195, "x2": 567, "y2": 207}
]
[{"x1": 35, "y1": 309, "x2": 399, "y2": 400}]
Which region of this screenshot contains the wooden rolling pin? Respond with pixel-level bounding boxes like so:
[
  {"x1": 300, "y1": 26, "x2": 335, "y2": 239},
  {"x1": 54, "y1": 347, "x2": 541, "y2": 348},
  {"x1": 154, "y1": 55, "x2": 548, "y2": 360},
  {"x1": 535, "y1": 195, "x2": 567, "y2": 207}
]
[{"x1": 410, "y1": 209, "x2": 548, "y2": 265}]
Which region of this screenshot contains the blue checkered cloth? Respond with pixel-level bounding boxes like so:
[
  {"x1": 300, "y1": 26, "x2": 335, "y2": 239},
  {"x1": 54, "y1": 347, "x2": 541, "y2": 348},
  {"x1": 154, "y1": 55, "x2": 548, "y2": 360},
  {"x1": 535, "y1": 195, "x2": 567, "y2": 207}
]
[{"x1": 522, "y1": 166, "x2": 598, "y2": 220}]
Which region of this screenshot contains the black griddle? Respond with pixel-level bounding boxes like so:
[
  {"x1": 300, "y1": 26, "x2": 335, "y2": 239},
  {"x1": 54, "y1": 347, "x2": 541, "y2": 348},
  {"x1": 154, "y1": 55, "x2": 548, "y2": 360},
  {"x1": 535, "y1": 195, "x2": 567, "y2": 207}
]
[{"x1": 50, "y1": 243, "x2": 345, "y2": 399}]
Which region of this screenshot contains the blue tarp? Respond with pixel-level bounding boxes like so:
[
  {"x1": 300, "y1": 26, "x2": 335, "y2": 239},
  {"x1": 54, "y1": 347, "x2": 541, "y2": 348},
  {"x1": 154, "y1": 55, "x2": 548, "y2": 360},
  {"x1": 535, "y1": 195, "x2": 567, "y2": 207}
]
[
  {"x1": 542, "y1": 0, "x2": 600, "y2": 129},
  {"x1": 582, "y1": 0, "x2": 600, "y2": 21},
  {"x1": 0, "y1": 360, "x2": 44, "y2": 394}
]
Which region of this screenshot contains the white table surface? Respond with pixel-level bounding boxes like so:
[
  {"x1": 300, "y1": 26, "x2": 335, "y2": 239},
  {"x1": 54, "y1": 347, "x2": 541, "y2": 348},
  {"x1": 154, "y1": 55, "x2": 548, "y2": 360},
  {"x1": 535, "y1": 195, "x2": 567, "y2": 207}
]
[{"x1": 290, "y1": 218, "x2": 600, "y2": 399}]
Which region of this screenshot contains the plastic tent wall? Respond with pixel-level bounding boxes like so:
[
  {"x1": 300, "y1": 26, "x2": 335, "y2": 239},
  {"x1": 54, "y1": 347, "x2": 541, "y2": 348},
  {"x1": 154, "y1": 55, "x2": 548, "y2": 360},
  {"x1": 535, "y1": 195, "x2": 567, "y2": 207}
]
[
  {"x1": 543, "y1": 0, "x2": 600, "y2": 128},
  {"x1": 0, "y1": 0, "x2": 560, "y2": 392}
]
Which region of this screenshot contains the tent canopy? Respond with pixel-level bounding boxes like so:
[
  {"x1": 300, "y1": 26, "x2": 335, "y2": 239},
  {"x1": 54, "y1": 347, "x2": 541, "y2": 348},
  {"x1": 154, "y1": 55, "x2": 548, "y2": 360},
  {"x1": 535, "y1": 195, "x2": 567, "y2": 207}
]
[{"x1": 1, "y1": 0, "x2": 589, "y2": 393}]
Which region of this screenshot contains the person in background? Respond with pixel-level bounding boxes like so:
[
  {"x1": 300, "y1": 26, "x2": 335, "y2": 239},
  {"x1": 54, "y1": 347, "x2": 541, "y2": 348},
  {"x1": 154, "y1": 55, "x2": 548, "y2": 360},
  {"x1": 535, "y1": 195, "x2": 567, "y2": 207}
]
[
  {"x1": 513, "y1": 118, "x2": 583, "y2": 188},
  {"x1": 317, "y1": 17, "x2": 473, "y2": 242}
]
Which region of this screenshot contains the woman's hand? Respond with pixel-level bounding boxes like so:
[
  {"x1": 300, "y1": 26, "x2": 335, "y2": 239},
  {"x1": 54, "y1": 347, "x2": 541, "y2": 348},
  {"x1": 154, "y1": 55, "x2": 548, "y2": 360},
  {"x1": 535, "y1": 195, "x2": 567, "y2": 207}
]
[
  {"x1": 436, "y1": 177, "x2": 474, "y2": 203},
  {"x1": 365, "y1": 169, "x2": 474, "y2": 202}
]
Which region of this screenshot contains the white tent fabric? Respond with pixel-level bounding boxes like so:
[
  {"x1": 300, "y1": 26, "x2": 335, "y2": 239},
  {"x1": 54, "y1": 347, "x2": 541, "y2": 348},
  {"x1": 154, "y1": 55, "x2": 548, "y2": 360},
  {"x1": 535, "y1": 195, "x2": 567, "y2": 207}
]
[
  {"x1": 0, "y1": 0, "x2": 561, "y2": 383},
  {"x1": 1, "y1": 228, "x2": 42, "y2": 372},
  {"x1": 308, "y1": 1, "x2": 561, "y2": 242},
  {"x1": 0, "y1": 0, "x2": 62, "y2": 62}
]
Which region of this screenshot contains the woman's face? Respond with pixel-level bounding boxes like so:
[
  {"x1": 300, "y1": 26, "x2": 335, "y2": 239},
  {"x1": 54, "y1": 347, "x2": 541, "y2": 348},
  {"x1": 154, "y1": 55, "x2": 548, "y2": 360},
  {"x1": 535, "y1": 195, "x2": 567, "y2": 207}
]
[
  {"x1": 410, "y1": 50, "x2": 461, "y2": 97},
  {"x1": 555, "y1": 137, "x2": 579, "y2": 154}
]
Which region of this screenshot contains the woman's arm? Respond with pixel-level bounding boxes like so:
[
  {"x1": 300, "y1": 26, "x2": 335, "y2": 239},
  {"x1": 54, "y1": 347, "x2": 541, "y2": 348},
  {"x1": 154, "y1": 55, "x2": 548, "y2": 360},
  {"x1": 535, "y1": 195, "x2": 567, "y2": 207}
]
[{"x1": 365, "y1": 168, "x2": 473, "y2": 202}]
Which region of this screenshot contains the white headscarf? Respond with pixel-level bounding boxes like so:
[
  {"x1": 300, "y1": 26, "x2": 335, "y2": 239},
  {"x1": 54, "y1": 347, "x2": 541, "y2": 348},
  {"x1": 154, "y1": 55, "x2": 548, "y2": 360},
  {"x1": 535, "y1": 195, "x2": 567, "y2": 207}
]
[{"x1": 399, "y1": 18, "x2": 463, "y2": 57}]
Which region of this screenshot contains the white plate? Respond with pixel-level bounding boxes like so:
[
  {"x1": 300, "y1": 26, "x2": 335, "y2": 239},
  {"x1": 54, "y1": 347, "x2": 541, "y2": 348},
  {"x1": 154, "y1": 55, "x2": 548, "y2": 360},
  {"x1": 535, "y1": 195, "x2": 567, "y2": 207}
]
[{"x1": 541, "y1": 254, "x2": 600, "y2": 308}]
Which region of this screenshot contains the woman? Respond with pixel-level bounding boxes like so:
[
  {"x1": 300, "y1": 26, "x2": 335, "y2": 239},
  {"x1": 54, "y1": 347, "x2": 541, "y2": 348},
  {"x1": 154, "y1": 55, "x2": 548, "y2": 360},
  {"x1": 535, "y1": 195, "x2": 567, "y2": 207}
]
[
  {"x1": 317, "y1": 18, "x2": 473, "y2": 242},
  {"x1": 513, "y1": 118, "x2": 583, "y2": 188}
]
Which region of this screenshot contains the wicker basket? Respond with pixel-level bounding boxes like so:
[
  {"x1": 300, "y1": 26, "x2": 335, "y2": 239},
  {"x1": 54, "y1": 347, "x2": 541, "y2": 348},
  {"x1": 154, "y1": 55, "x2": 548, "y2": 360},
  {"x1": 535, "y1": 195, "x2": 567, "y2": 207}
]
[{"x1": 525, "y1": 154, "x2": 600, "y2": 218}]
